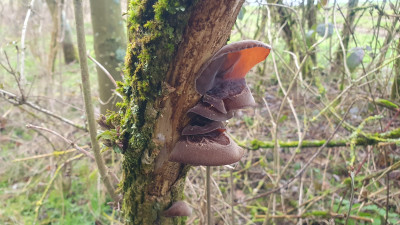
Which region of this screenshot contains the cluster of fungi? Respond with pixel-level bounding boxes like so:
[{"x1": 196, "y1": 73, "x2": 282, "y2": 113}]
[{"x1": 163, "y1": 40, "x2": 271, "y2": 217}]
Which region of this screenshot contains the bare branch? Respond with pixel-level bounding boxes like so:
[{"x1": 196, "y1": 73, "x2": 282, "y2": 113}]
[
  {"x1": 20, "y1": 0, "x2": 36, "y2": 100},
  {"x1": 26, "y1": 124, "x2": 94, "y2": 160},
  {"x1": 0, "y1": 89, "x2": 87, "y2": 131},
  {"x1": 73, "y1": 0, "x2": 119, "y2": 204}
]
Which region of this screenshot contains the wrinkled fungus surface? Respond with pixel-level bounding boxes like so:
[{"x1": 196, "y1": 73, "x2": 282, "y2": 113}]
[
  {"x1": 169, "y1": 40, "x2": 270, "y2": 166},
  {"x1": 169, "y1": 132, "x2": 244, "y2": 166}
]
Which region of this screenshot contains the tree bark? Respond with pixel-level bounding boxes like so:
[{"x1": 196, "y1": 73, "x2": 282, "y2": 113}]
[
  {"x1": 391, "y1": 40, "x2": 400, "y2": 100},
  {"x1": 46, "y1": 0, "x2": 77, "y2": 65},
  {"x1": 45, "y1": 0, "x2": 60, "y2": 73},
  {"x1": 333, "y1": 0, "x2": 359, "y2": 72},
  {"x1": 89, "y1": 0, "x2": 126, "y2": 114},
  {"x1": 118, "y1": 0, "x2": 244, "y2": 224},
  {"x1": 60, "y1": 2, "x2": 77, "y2": 64}
]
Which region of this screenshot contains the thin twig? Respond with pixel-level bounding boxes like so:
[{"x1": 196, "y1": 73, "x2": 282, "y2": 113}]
[
  {"x1": 345, "y1": 170, "x2": 355, "y2": 225},
  {"x1": 87, "y1": 53, "x2": 118, "y2": 88},
  {"x1": 20, "y1": 0, "x2": 36, "y2": 100},
  {"x1": 230, "y1": 170, "x2": 235, "y2": 225},
  {"x1": 206, "y1": 166, "x2": 212, "y2": 225},
  {"x1": 239, "y1": 101, "x2": 355, "y2": 204},
  {"x1": 73, "y1": 0, "x2": 119, "y2": 204},
  {"x1": 26, "y1": 124, "x2": 94, "y2": 159},
  {"x1": 254, "y1": 212, "x2": 373, "y2": 222},
  {"x1": 87, "y1": 53, "x2": 123, "y2": 100},
  {"x1": 33, "y1": 154, "x2": 83, "y2": 225},
  {"x1": 0, "y1": 89, "x2": 87, "y2": 131}
]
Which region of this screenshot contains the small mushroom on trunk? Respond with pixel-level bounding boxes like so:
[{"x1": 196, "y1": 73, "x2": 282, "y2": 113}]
[
  {"x1": 163, "y1": 201, "x2": 192, "y2": 217},
  {"x1": 169, "y1": 131, "x2": 243, "y2": 166}
]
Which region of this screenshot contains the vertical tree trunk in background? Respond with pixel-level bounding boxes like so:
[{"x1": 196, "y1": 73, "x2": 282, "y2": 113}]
[
  {"x1": 391, "y1": 40, "x2": 400, "y2": 100},
  {"x1": 46, "y1": 0, "x2": 77, "y2": 65},
  {"x1": 333, "y1": 0, "x2": 359, "y2": 72},
  {"x1": 301, "y1": 0, "x2": 317, "y2": 78},
  {"x1": 89, "y1": 0, "x2": 126, "y2": 114},
  {"x1": 46, "y1": 0, "x2": 60, "y2": 73},
  {"x1": 306, "y1": 0, "x2": 316, "y2": 65},
  {"x1": 275, "y1": 0, "x2": 296, "y2": 53},
  {"x1": 117, "y1": 0, "x2": 243, "y2": 224},
  {"x1": 60, "y1": 0, "x2": 77, "y2": 64}
]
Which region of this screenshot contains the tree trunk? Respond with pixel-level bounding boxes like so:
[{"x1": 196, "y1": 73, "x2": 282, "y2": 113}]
[
  {"x1": 46, "y1": 0, "x2": 77, "y2": 65},
  {"x1": 118, "y1": 0, "x2": 244, "y2": 224},
  {"x1": 276, "y1": 0, "x2": 296, "y2": 53},
  {"x1": 333, "y1": 0, "x2": 359, "y2": 72},
  {"x1": 60, "y1": 0, "x2": 77, "y2": 64},
  {"x1": 89, "y1": 0, "x2": 126, "y2": 114},
  {"x1": 306, "y1": 0, "x2": 316, "y2": 65},
  {"x1": 391, "y1": 40, "x2": 400, "y2": 100},
  {"x1": 45, "y1": 0, "x2": 60, "y2": 73}
]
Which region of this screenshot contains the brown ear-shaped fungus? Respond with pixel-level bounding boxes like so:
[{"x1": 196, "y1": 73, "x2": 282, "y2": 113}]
[
  {"x1": 163, "y1": 201, "x2": 192, "y2": 217},
  {"x1": 195, "y1": 40, "x2": 271, "y2": 95},
  {"x1": 169, "y1": 131, "x2": 244, "y2": 166},
  {"x1": 182, "y1": 117, "x2": 225, "y2": 136},
  {"x1": 202, "y1": 95, "x2": 227, "y2": 114},
  {"x1": 169, "y1": 40, "x2": 270, "y2": 167},
  {"x1": 191, "y1": 40, "x2": 270, "y2": 117},
  {"x1": 187, "y1": 102, "x2": 234, "y2": 121},
  {"x1": 223, "y1": 85, "x2": 256, "y2": 111}
]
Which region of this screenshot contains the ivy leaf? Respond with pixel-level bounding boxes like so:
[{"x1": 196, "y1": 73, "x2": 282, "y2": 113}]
[
  {"x1": 97, "y1": 129, "x2": 117, "y2": 140},
  {"x1": 346, "y1": 47, "x2": 365, "y2": 72},
  {"x1": 316, "y1": 23, "x2": 333, "y2": 37},
  {"x1": 113, "y1": 145, "x2": 122, "y2": 153}
]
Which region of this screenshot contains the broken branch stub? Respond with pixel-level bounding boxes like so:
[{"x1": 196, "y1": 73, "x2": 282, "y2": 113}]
[{"x1": 169, "y1": 40, "x2": 271, "y2": 166}]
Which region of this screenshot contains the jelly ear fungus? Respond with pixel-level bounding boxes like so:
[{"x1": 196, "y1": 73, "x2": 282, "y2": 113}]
[
  {"x1": 163, "y1": 201, "x2": 192, "y2": 218},
  {"x1": 168, "y1": 40, "x2": 270, "y2": 221},
  {"x1": 170, "y1": 40, "x2": 271, "y2": 166}
]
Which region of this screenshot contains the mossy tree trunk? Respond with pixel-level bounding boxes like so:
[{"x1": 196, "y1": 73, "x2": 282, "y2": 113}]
[
  {"x1": 118, "y1": 0, "x2": 244, "y2": 224},
  {"x1": 391, "y1": 40, "x2": 400, "y2": 100},
  {"x1": 89, "y1": 0, "x2": 127, "y2": 114}
]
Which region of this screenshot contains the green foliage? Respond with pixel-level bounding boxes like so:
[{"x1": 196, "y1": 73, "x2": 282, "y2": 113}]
[
  {"x1": 0, "y1": 160, "x2": 115, "y2": 224},
  {"x1": 333, "y1": 199, "x2": 400, "y2": 225}
]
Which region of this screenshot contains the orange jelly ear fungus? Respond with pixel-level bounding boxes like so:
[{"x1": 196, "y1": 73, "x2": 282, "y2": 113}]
[{"x1": 195, "y1": 40, "x2": 271, "y2": 95}]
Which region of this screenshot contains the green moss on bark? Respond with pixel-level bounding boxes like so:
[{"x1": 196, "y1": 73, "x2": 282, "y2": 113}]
[{"x1": 111, "y1": 0, "x2": 198, "y2": 224}]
